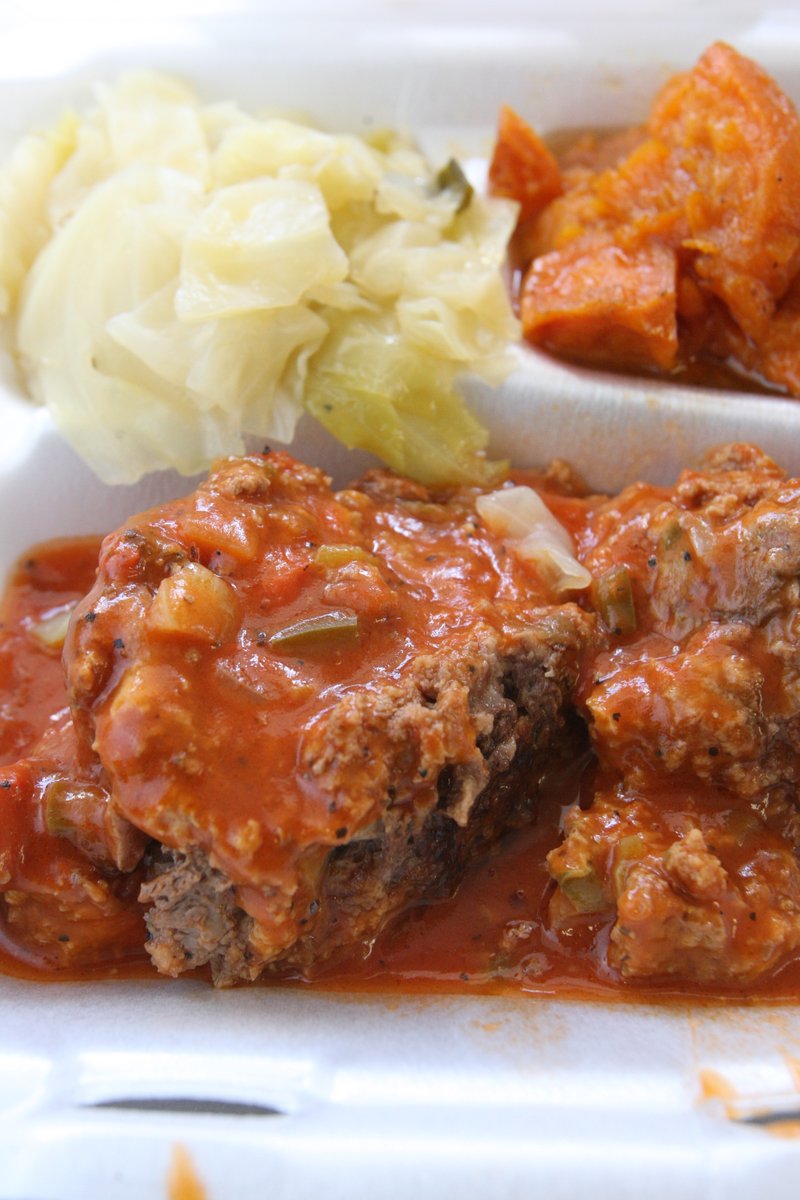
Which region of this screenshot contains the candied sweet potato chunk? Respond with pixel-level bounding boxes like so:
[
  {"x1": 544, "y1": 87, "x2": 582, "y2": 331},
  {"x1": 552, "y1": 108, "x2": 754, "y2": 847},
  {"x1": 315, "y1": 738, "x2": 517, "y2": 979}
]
[
  {"x1": 508, "y1": 42, "x2": 800, "y2": 390},
  {"x1": 488, "y1": 105, "x2": 562, "y2": 225},
  {"x1": 726, "y1": 273, "x2": 800, "y2": 394},
  {"x1": 521, "y1": 237, "x2": 678, "y2": 371},
  {"x1": 649, "y1": 41, "x2": 800, "y2": 339}
]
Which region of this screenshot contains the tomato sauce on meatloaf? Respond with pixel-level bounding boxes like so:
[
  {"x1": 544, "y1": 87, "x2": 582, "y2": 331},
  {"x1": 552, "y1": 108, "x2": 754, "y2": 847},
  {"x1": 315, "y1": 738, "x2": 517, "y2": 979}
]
[{"x1": 2, "y1": 444, "x2": 800, "y2": 1001}]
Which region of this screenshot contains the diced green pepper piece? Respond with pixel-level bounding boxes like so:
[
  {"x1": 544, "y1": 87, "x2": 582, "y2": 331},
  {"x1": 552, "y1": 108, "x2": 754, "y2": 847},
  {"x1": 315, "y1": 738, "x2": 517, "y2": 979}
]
[
  {"x1": 556, "y1": 864, "x2": 607, "y2": 914},
  {"x1": 590, "y1": 565, "x2": 637, "y2": 635},
  {"x1": 313, "y1": 544, "x2": 376, "y2": 569},
  {"x1": 659, "y1": 518, "x2": 685, "y2": 551},
  {"x1": 44, "y1": 782, "x2": 73, "y2": 837},
  {"x1": 612, "y1": 833, "x2": 646, "y2": 893},
  {"x1": 268, "y1": 609, "x2": 359, "y2": 651},
  {"x1": 30, "y1": 603, "x2": 77, "y2": 651},
  {"x1": 434, "y1": 158, "x2": 474, "y2": 214},
  {"x1": 44, "y1": 779, "x2": 105, "y2": 838}
]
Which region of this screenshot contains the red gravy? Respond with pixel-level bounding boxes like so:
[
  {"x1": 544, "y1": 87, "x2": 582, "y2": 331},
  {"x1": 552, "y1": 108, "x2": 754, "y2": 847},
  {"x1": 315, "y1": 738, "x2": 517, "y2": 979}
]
[{"x1": 2, "y1": 535, "x2": 800, "y2": 1004}]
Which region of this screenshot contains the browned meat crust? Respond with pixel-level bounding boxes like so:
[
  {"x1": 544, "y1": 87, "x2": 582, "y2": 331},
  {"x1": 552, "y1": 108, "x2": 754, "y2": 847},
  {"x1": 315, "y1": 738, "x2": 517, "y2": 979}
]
[
  {"x1": 140, "y1": 846, "x2": 260, "y2": 983},
  {"x1": 139, "y1": 617, "x2": 590, "y2": 986}
]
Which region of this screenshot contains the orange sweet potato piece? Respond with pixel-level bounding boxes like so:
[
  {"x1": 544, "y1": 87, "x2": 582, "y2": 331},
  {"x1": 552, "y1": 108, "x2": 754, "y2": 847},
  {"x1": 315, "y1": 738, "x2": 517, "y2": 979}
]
[
  {"x1": 649, "y1": 41, "x2": 800, "y2": 341},
  {"x1": 488, "y1": 105, "x2": 562, "y2": 224},
  {"x1": 555, "y1": 126, "x2": 647, "y2": 178},
  {"x1": 506, "y1": 41, "x2": 800, "y2": 388},
  {"x1": 528, "y1": 137, "x2": 684, "y2": 259},
  {"x1": 521, "y1": 236, "x2": 678, "y2": 371},
  {"x1": 721, "y1": 274, "x2": 800, "y2": 394}
]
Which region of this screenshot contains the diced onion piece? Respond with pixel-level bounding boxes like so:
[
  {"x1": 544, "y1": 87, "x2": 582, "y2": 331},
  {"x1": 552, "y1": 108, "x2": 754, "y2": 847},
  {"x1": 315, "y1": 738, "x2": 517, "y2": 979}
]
[
  {"x1": 590, "y1": 564, "x2": 637, "y2": 635},
  {"x1": 30, "y1": 602, "x2": 77, "y2": 650},
  {"x1": 612, "y1": 833, "x2": 647, "y2": 894},
  {"x1": 476, "y1": 485, "x2": 569, "y2": 545},
  {"x1": 476, "y1": 485, "x2": 592, "y2": 594},
  {"x1": 148, "y1": 562, "x2": 240, "y2": 644}
]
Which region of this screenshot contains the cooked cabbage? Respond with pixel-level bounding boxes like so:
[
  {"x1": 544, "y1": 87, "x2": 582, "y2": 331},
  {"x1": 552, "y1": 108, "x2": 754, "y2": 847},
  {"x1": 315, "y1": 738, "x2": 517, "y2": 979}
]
[
  {"x1": 1, "y1": 73, "x2": 520, "y2": 485},
  {"x1": 475, "y1": 486, "x2": 592, "y2": 595},
  {"x1": 306, "y1": 314, "x2": 502, "y2": 486},
  {"x1": 0, "y1": 113, "x2": 76, "y2": 316}
]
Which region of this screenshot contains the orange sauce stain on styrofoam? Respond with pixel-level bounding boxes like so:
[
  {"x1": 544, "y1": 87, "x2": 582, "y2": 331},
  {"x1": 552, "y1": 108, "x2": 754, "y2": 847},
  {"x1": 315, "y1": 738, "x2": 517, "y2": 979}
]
[
  {"x1": 167, "y1": 1145, "x2": 207, "y2": 1200},
  {"x1": 762, "y1": 1119, "x2": 800, "y2": 1139},
  {"x1": 698, "y1": 1064, "x2": 800, "y2": 1137},
  {"x1": 698, "y1": 1068, "x2": 737, "y2": 1109},
  {"x1": 781, "y1": 1052, "x2": 800, "y2": 1092}
]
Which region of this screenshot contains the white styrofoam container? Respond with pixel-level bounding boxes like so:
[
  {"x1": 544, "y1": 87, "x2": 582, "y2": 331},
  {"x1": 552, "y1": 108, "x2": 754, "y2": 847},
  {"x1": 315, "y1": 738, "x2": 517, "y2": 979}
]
[{"x1": 2, "y1": 6, "x2": 800, "y2": 1197}]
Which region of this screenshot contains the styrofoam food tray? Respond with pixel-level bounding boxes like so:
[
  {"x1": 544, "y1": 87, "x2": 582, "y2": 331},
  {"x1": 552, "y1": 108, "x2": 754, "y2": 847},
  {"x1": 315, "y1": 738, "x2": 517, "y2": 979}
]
[{"x1": 2, "y1": 6, "x2": 800, "y2": 1197}]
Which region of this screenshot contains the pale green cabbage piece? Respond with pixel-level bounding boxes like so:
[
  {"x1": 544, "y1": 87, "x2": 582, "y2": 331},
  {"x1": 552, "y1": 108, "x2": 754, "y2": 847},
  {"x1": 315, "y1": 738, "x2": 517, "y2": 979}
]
[
  {"x1": 306, "y1": 314, "x2": 503, "y2": 487},
  {"x1": 212, "y1": 118, "x2": 382, "y2": 210},
  {"x1": 16, "y1": 166, "x2": 229, "y2": 482},
  {"x1": 98, "y1": 72, "x2": 210, "y2": 181},
  {"x1": 476, "y1": 486, "x2": 592, "y2": 595},
  {"x1": 176, "y1": 178, "x2": 348, "y2": 318},
  {"x1": 108, "y1": 283, "x2": 326, "y2": 429},
  {"x1": 0, "y1": 112, "x2": 76, "y2": 315},
  {"x1": 5, "y1": 72, "x2": 520, "y2": 485}
]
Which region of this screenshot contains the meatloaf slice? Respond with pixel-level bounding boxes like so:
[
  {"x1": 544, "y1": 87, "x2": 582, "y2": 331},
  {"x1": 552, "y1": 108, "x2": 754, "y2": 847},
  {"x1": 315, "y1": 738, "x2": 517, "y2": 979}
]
[
  {"x1": 139, "y1": 615, "x2": 589, "y2": 985},
  {"x1": 547, "y1": 443, "x2": 800, "y2": 986},
  {"x1": 66, "y1": 451, "x2": 596, "y2": 984}
]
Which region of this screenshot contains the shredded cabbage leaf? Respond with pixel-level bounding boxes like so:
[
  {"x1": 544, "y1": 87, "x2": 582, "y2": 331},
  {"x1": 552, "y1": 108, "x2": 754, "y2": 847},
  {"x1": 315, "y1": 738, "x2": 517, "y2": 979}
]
[
  {"x1": 476, "y1": 486, "x2": 592, "y2": 595},
  {"x1": 3, "y1": 73, "x2": 520, "y2": 485}
]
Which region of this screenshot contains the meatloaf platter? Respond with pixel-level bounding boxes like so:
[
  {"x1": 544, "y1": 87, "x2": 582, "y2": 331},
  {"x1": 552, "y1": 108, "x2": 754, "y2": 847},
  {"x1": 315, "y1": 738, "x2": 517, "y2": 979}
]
[{"x1": 2, "y1": 5, "x2": 800, "y2": 1199}]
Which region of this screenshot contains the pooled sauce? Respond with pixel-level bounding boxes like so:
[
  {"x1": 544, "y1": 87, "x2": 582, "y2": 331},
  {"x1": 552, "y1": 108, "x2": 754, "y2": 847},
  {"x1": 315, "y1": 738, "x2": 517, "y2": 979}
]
[
  {"x1": 3, "y1": 535, "x2": 800, "y2": 1003},
  {"x1": 0, "y1": 538, "x2": 100, "y2": 764},
  {"x1": 167, "y1": 1145, "x2": 208, "y2": 1200}
]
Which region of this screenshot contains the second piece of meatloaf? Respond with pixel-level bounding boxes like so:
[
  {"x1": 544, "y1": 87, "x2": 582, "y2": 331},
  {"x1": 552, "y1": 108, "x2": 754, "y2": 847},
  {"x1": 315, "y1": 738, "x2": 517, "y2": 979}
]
[
  {"x1": 548, "y1": 444, "x2": 800, "y2": 986},
  {"x1": 66, "y1": 451, "x2": 595, "y2": 985}
]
